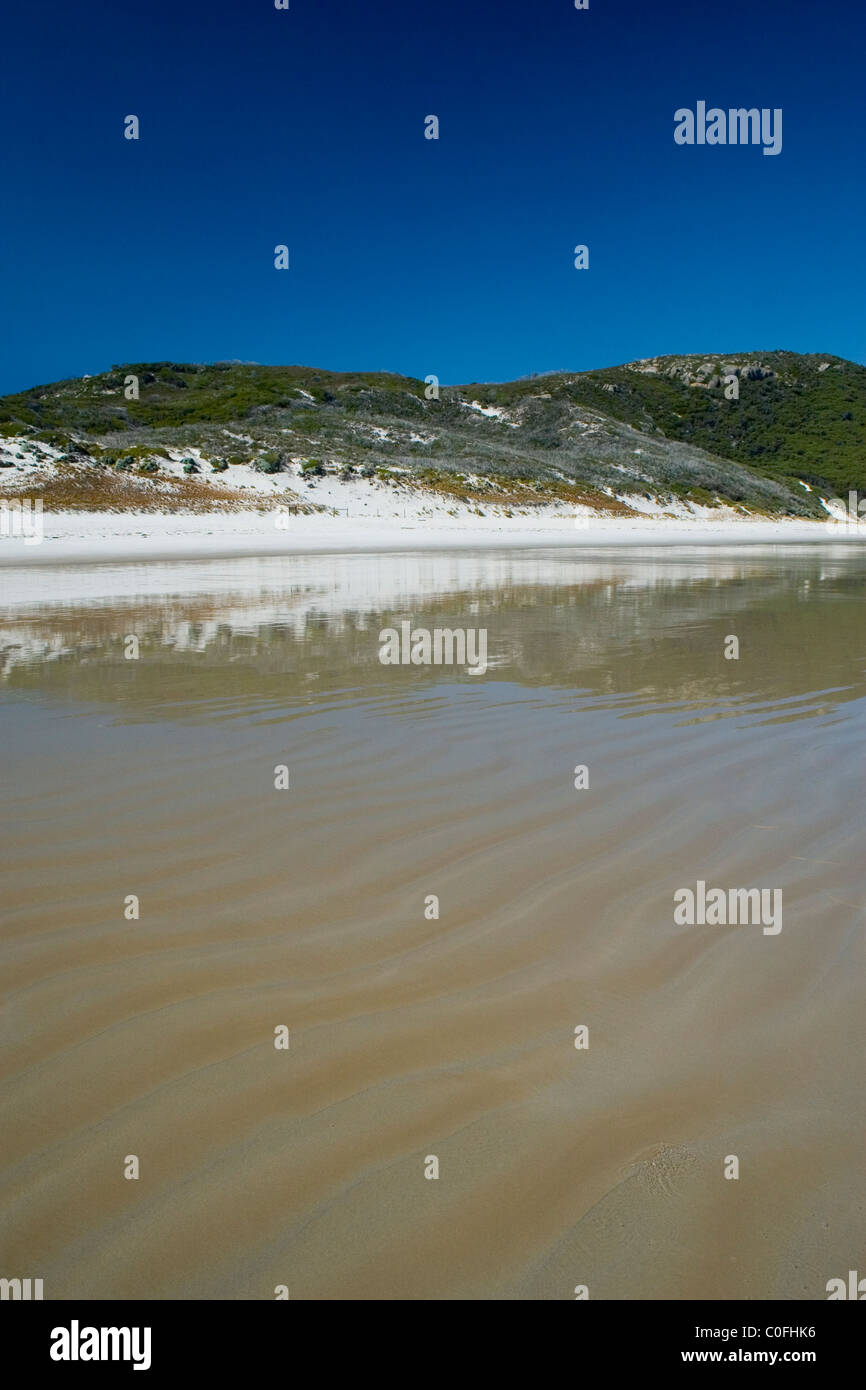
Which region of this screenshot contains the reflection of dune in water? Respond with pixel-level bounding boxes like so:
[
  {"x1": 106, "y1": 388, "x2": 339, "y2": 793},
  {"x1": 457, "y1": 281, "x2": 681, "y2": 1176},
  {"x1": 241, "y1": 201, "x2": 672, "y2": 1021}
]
[{"x1": 1, "y1": 546, "x2": 865, "y2": 730}]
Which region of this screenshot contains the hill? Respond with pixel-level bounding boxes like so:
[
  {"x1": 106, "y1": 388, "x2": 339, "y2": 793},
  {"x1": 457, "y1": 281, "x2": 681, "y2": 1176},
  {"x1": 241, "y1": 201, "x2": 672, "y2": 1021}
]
[{"x1": 0, "y1": 351, "x2": 862, "y2": 516}]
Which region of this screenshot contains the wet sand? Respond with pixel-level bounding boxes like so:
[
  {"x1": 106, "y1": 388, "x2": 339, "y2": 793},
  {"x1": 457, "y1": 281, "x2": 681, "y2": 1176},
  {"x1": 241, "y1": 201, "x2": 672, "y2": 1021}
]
[{"x1": 1, "y1": 545, "x2": 864, "y2": 1299}]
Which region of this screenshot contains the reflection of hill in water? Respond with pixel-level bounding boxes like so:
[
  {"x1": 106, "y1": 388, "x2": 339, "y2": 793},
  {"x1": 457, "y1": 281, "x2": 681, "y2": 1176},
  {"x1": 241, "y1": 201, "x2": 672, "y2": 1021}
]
[{"x1": 1, "y1": 550, "x2": 864, "y2": 725}]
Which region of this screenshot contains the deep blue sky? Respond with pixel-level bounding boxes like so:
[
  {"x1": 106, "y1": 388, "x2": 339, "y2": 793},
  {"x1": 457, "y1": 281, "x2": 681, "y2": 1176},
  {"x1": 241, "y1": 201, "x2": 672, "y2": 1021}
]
[{"x1": 1, "y1": 0, "x2": 863, "y2": 394}]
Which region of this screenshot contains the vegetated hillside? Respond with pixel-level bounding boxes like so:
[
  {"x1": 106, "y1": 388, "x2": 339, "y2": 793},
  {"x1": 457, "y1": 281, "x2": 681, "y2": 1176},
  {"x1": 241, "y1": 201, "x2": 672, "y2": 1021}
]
[
  {"x1": 0, "y1": 350, "x2": 861, "y2": 515},
  {"x1": 488, "y1": 350, "x2": 865, "y2": 495}
]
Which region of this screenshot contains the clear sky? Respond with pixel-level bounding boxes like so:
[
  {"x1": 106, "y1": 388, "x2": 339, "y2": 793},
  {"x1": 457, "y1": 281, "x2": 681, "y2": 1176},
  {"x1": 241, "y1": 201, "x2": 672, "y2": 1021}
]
[{"x1": 1, "y1": 0, "x2": 864, "y2": 394}]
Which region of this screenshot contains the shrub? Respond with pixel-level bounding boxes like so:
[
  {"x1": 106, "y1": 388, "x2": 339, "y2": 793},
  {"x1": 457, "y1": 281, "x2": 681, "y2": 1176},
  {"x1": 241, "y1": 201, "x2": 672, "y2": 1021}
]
[
  {"x1": 252, "y1": 452, "x2": 284, "y2": 474},
  {"x1": 211, "y1": 459, "x2": 229, "y2": 472},
  {"x1": 182, "y1": 459, "x2": 200, "y2": 475},
  {"x1": 138, "y1": 460, "x2": 160, "y2": 474},
  {"x1": 301, "y1": 459, "x2": 324, "y2": 477},
  {"x1": 114, "y1": 457, "x2": 134, "y2": 472}
]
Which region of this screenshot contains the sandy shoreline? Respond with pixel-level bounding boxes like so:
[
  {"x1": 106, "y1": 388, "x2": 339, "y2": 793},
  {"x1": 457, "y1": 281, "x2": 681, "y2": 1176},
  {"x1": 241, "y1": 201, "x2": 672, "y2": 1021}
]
[
  {"x1": 1, "y1": 508, "x2": 864, "y2": 565},
  {"x1": 4, "y1": 545, "x2": 865, "y2": 1298}
]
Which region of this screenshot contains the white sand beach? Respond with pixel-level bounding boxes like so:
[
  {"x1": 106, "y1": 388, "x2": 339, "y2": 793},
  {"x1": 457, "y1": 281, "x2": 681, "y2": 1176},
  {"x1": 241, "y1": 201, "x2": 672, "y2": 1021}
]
[{"x1": 1, "y1": 506, "x2": 864, "y2": 566}]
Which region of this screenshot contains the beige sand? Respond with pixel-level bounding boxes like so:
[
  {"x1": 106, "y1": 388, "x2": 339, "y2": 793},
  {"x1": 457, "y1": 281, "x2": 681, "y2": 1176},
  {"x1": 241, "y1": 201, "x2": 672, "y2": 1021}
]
[{"x1": 1, "y1": 546, "x2": 863, "y2": 1299}]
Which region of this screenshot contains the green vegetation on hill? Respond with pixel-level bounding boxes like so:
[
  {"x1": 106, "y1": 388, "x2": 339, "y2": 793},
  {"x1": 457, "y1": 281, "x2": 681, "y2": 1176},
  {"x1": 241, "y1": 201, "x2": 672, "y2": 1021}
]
[
  {"x1": 0, "y1": 363, "x2": 422, "y2": 433},
  {"x1": 483, "y1": 351, "x2": 864, "y2": 495},
  {"x1": 0, "y1": 350, "x2": 862, "y2": 514}
]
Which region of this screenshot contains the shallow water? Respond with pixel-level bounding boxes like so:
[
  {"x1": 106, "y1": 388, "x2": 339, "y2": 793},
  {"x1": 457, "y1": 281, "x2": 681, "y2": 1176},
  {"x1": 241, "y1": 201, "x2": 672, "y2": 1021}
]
[{"x1": 1, "y1": 545, "x2": 864, "y2": 1300}]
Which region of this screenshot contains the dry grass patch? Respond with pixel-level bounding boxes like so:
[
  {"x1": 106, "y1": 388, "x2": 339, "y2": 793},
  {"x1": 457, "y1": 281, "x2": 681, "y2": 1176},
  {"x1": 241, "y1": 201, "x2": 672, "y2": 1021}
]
[
  {"x1": 410, "y1": 471, "x2": 637, "y2": 515},
  {"x1": 0, "y1": 463, "x2": 315, "y2": 514}
]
